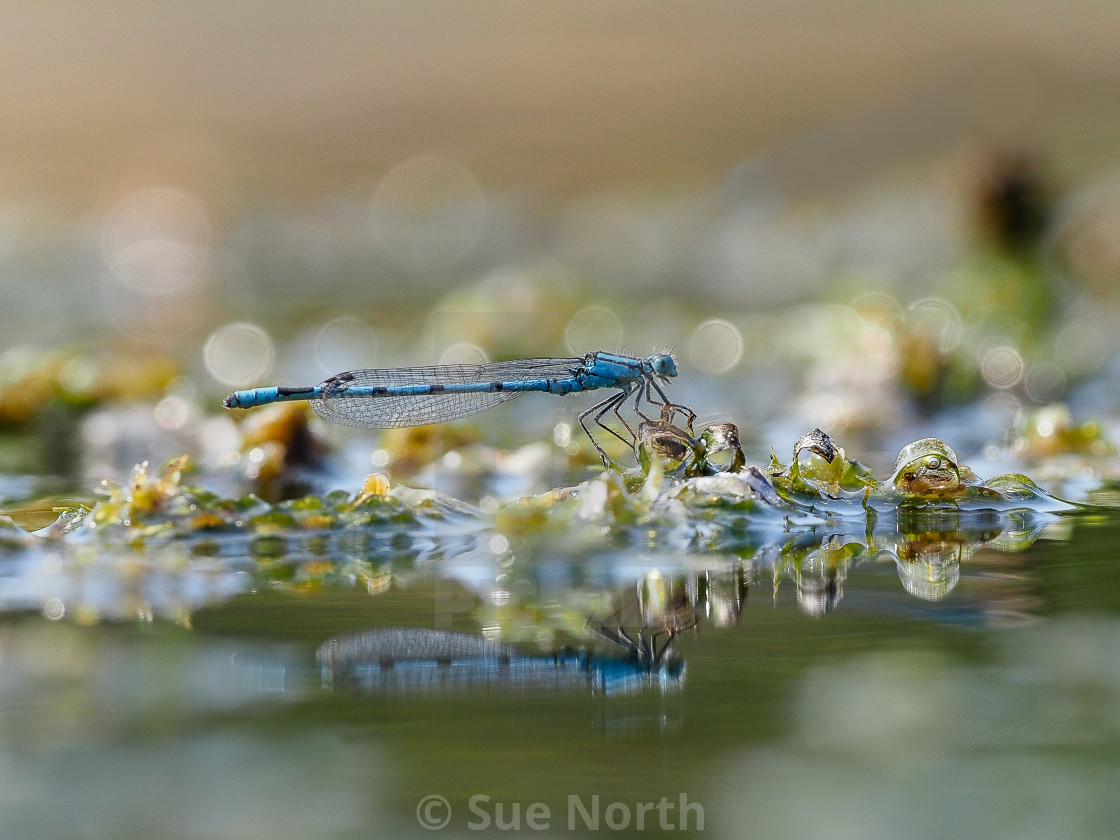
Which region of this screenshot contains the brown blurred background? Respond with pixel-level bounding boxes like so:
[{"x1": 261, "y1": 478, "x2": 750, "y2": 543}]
[{"x1": 2, "y1": 1, "x2": 1117, "y2": 210}]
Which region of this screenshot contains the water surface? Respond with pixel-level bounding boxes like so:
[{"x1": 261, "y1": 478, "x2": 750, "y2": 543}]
[{"x1": 2, "y1": 506, "x2": 1117, "y2": 839}]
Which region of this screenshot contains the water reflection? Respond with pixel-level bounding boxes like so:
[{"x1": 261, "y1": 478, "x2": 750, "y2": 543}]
[
  {"x1": 0, "y1": 497, "x2": 1061, "y2": 626},
  {"x1": 318, "y1": 626, "x2": 685, "y2": 697},
  {"x1": 308, "y1": 507, "x2": 1049, "y2": 701}
]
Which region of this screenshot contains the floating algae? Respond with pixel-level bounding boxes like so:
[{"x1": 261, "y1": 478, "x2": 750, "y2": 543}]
[
  {"x1": 6, "y1": 421, "x2": 1089, "y2": 625},
  {"x1": 48, "y1": 424, "x2": 1087, "y2": 549}
]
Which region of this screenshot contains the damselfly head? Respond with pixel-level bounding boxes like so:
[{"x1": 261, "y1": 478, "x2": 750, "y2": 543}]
[{"x1": 649, "y1": 353, "x2": 678, "y2": 378}]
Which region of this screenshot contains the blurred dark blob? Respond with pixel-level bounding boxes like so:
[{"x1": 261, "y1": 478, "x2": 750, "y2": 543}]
[{"x1": 973, "y1": 152, "x2": 1051, "y2": 254}]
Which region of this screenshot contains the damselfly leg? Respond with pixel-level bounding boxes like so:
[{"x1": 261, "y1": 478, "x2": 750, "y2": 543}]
[
  {"x1": 594, "y1": 623, "x2": 686, "y2": 668},
  {"x1": 645, "y1": 379, "x2": 696, "y2": 431},
  {"x1": 578, "y1": 388, "x2": 636, "y2": 463}
]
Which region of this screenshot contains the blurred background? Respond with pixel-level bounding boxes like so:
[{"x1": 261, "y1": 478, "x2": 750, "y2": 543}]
[{"x1": 4, "y1": 0, "x2": 1120, "y2": 476}]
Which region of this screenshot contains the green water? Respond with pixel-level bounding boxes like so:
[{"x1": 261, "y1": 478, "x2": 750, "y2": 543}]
[{"x1": 2, "y1": 512, "x2": 1118, "y2": 840}]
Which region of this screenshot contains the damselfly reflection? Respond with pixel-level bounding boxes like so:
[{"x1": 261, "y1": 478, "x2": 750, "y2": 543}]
[{"x1": 317, "y1": 626, "x2": 685, "y2": 697}]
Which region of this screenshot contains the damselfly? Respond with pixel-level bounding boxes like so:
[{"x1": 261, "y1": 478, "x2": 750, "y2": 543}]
[{"x1": 223, "y1": 351, "x2": 695, "y2": 463}]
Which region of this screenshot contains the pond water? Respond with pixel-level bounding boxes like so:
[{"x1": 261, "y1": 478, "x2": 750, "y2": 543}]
[{"x1": 2, "y1": 449, "x2": 1118, "y2": 839}]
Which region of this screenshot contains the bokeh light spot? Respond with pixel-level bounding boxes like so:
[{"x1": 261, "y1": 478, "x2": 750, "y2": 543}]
[
  {"x1": 103, "y1": 187, "x2": 209, "y2": 292},
  {"x1": 58, "y1": 357, "x2": 97, "y2": 394},
  {"x1": 438, "y1": 342, "x2": 489, "y2": 366},
  {"x1": 99, "y1": 275, "x2": 211, "y2": 346},
  {"x1": 908, "y1": 296, "x2": 963, "y2": 352},
  {"x1": 1054, "y1": 318, "x2": 1110, "y2": 375},
  {"x1": 204, "y1": 322, "x2": 275, "y2": 387},
  {"x1": 687, "y1": 319, "x2": 743, "y2": 373},
  {"x1": 370, "y1": 154, "x2": 486, "y2": 273},
  {"x1": 1024, "y1": 363, "x2": 1067, "y2": 404},
  {"x1": 981, "y1": 391, "x2": 1023, "y2": 429},
  {"x1": 314, "y1": 316, "x2": 379, "y2": 376},
  {"x1": 846, "y1": 292, "x2": 903, "y2": 333},
  {"x1": 43, "y1": 598, "x2": 65, "y2": 621},
  {"x1": 565, "y1": 306, "x2": 623, "y2": 355},
  {"x1": 981, "y1": 345, "x2": 1024, "y2": 389},
  {"x1": 154, "y1": 396, "x2": 190, "y2": 430}
]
